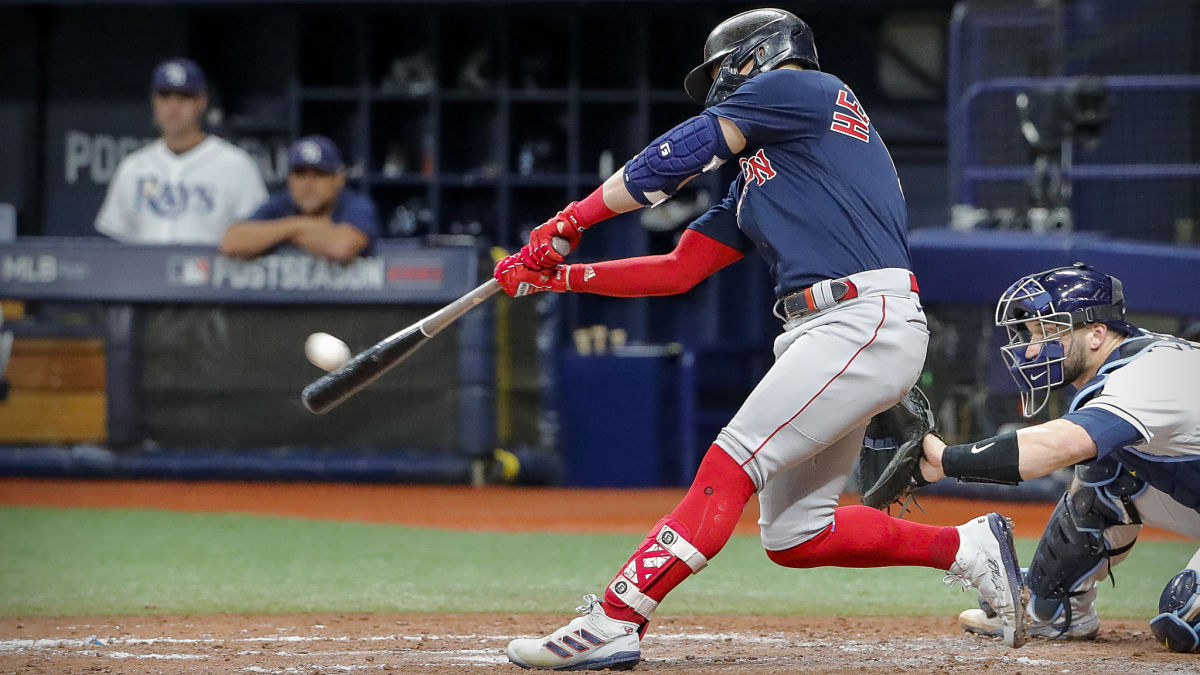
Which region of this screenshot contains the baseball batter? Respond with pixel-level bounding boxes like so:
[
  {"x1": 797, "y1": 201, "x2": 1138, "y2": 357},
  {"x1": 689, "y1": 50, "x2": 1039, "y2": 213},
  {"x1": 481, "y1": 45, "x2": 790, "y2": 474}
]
[
  {"x1": 495, "y1": 9, "x2": 1027, "y2": 669},
  {"x1": 918, "y1": 264, "x2": 1200, "y2": 652},
  {"x1": 95, "y1": 58, "x2": 267, "y2": 245}
]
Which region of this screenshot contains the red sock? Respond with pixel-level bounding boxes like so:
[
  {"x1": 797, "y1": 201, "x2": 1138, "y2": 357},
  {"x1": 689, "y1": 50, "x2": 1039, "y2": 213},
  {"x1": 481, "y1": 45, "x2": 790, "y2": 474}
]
[
  {"x1": 766, "y1": 505, "x2": 959, "y2": 570},
  {"x1": 602, "y1": 445, "x2": 755, "y2": 625}
]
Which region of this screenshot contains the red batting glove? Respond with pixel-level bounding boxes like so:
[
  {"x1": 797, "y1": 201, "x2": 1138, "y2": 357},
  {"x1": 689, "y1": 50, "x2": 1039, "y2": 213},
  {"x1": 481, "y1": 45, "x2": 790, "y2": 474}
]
[
  {"x1": 494, "y1": 254, "x2": 571, "y2": 297},
  {"x1": 521, "y1": 202, "x2": 585, "y2": 270}
]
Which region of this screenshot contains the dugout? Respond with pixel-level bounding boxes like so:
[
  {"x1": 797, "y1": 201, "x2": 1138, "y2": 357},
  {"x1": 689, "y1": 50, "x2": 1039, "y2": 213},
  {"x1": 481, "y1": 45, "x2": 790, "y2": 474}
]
[{"x1": 1, "y1": 0, "x2": 1198, "y2": 489}]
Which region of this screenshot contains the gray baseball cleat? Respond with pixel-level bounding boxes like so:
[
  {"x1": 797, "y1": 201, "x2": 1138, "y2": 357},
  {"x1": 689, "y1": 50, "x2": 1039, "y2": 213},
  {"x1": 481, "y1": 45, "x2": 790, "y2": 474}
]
[
  {"x1": 506, "y1": 594, "x2": 641, "y2": 670},
  {"x1": 945, "y1": 513, "x2": 1030, "y2": 648},
  {"x1": 960, "y1": 601, "x2": 1100, "y2": 640}
]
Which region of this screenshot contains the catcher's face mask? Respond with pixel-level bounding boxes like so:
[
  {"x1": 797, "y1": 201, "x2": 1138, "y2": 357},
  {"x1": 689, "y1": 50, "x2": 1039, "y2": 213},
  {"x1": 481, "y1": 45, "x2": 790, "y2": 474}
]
[{"x1": 995, "y1": 276, "x2": 1075, "y2": 417}]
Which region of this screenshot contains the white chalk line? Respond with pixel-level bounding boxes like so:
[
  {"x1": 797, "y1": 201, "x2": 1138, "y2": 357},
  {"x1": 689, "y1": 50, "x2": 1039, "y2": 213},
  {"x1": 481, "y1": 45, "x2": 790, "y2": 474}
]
[{"x1": 0, "y1": 631, "x2": 1074, "y2": 669}]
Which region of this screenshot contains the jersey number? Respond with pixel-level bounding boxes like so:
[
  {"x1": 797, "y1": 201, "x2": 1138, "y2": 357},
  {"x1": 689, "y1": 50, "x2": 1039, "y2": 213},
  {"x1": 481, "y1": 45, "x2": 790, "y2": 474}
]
[{"x1": 831, "y1": 88, "x2": 871, "y2": 143}]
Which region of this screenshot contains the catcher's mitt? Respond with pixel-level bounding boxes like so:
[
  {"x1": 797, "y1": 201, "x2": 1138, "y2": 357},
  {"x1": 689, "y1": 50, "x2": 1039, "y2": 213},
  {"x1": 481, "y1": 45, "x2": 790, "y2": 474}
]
[{"x1": 858, "y1": 385, "x2": 937, "y2": 511}]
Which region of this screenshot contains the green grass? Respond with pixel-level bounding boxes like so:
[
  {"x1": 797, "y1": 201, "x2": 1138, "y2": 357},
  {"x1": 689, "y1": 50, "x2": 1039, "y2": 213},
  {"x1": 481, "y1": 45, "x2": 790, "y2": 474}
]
[{"x1": 0, "y1": 505, "x2": 1190, "y2": 619}]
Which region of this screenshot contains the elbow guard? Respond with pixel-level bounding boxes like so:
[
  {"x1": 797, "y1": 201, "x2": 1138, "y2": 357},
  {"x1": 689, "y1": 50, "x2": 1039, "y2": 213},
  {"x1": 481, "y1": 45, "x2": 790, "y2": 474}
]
[{"x1": 624, "y1": 113, "x2": 733, "y2": 206}]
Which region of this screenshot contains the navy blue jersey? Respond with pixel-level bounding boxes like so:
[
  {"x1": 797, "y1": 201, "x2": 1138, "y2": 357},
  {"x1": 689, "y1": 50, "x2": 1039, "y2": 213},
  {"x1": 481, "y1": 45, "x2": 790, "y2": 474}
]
[
  {"x1": 687, "y1": 69, "x2": 910, "y2": 296},
  {"x1": 251, "y1": 188, "x2": 382, "y2": 252}
]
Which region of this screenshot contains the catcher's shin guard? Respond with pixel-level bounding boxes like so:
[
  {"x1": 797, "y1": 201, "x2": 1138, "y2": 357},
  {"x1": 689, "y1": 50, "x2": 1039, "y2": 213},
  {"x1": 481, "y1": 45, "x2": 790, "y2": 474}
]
[
  {"x1": 1026, "y1": 464, "x2": 1142, "y2": 627},
  {"x1": 605, "y1": 516, "x2": 708, "y2": 620}
]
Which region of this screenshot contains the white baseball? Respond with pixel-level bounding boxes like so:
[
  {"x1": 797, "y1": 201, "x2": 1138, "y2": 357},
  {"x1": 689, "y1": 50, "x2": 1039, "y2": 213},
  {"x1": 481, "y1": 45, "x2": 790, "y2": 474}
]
[{"x1": 305, "y1": 332, "x2": 352, "y2": 372}]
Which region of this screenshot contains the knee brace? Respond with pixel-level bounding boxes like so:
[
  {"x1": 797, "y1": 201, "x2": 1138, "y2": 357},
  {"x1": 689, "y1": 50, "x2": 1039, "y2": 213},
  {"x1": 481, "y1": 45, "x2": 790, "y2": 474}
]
[
  {"x1": 623, "y1": 113, "x2": 732, "y2": 206},
  {"x1": 1026, "y1": 463, "x2": 1144, "y2": 626},
  {"x1": 1151, "y1": 569, "x2": 1200, "y2": 653},
  {"x1": 606, "y1": 516, "x2": 709, "y2": 619}
]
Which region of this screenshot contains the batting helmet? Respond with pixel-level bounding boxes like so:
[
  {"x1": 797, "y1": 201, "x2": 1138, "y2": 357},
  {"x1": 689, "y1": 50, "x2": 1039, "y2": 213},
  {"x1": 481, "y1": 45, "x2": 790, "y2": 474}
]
[
  {"x1": 994, "y1": 262, "x2": 1137, "y2": 416},
  {"x1": 683, "y1": 8, "x2": 820, "y2": 108}
]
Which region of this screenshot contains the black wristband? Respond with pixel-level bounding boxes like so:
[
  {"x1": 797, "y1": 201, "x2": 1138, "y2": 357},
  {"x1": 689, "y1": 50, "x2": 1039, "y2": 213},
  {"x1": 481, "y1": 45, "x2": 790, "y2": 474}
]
[{"x1": 941, "y1": 431, "x2": 1022, "y2": 485}]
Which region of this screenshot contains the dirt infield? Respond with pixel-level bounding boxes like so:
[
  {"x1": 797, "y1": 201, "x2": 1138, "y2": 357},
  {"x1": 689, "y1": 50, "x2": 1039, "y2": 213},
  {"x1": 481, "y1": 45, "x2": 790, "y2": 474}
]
[
  {"x1": 4, "y1": 613, "x2": 1193, "y2": 674},
  {"x1": 0, "y1": 479, "x2": 1193, "y2": 673}
]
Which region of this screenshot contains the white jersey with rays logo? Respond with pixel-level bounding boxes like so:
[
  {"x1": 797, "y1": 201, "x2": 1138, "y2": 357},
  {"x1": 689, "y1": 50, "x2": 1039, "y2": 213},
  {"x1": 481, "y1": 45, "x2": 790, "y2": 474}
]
[
  {"x1": 1064, "y1": 335, "x2": 1200, "y2": 527},
  {"x1": 95, "y1": 136, "x2": 267, "y2": 244},
  {"x1": 1080, "y1": 338, "x2": 1200, "y2": 459}
]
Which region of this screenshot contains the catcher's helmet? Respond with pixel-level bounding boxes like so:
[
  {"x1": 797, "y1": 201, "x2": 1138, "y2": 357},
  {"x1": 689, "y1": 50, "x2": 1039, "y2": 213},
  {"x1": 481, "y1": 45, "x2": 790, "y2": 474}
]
[
  {"x1": 994, "y1": 262, "x2": 1137, "y2": 416},
  {"x1": 683, "y1": 8, "x2": 819, "y2": 108}
]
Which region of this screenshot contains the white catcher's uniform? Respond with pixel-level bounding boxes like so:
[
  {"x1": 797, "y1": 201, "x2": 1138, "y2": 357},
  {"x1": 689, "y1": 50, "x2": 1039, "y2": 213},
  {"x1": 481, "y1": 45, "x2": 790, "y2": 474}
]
[
  {"x1": 1067, "y1": 335, "x2": 1200, "y2": 534},
  {"x1": 714, "y1": 268, "x2": 929, "y2": 550},
  {"x1": 95, "y1": 136, "x2": 267, "y2": 244},
  {"x1": 1055, "y1": 334, "x2": 1200, "y2": 610}
]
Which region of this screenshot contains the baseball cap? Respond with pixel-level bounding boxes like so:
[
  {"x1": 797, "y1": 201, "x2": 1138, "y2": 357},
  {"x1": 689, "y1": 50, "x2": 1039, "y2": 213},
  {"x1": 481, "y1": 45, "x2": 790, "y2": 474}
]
[
  {"x1": 288, "y1": 136, "x2": 344, "y2": 173},
  {"x1": 151, "y1": 58, "x2": 207, "y2": 95}
]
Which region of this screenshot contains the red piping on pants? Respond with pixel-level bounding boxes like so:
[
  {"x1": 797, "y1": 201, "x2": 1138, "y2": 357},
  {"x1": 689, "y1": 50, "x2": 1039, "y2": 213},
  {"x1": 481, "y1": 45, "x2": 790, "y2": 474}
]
[{"x1": 741, "y1": 295, "x2": 888, "y2": 468}]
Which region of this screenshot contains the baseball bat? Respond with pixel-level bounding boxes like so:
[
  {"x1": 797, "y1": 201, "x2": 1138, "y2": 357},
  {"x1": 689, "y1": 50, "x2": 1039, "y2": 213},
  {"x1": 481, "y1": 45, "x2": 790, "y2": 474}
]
[{"x1": 301, "y1": 237, "x2": 569, "y2": 414}]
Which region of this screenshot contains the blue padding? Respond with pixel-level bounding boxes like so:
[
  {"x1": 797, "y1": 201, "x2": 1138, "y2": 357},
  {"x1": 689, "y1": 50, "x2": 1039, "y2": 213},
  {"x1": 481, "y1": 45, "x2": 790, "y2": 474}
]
[
  {"x1": 0, "y1": 446, "x2": 475, "y2": 483},
  {"x1": 907, "y1": 229, "x2": 1200, "y2": 314},
  {"x1": 0, "y1": 238, "x2": 479, "y2": 305},
  {"x1": 1113, "y1": 448, "x2": 1200, "y2": 512},
  {"x1": 1074, "y1": 238, "x2": 1200, "y2": 315},
  {"x1": 624, "y1": 113, "x2": 731, "y2": 205},
  {"x1": 908, "y1": 229, "x2": 1097, "y2": 305},
  {"x1": 1151, "y1": 612, "x2": 1200, "y2": 653}
]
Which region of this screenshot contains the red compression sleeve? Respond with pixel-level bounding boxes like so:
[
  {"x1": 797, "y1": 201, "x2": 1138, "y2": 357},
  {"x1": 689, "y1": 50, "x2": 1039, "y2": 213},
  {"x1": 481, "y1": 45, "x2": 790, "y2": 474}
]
[
  {"x1": 566, "y1": 229, "x2": 743, "y2": 296},
  {"x1": 574, "y1": 186, "x2": 618, "y2": 227}
]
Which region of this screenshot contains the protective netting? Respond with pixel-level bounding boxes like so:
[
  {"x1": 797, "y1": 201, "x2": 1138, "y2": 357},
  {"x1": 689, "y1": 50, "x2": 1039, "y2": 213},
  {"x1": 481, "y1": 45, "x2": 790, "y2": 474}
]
[
  {"x1": 140, "y1": 306, "x2": 462, "y2": 451},
  {"x1": 949, "y1": 0, "x2": 1200, "y2": 243}
]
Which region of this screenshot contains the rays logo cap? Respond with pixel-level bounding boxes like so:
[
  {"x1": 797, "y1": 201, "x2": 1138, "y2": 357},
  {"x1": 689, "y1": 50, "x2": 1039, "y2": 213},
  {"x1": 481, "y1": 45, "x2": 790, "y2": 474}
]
[
  {"x1": 288, "y1": 135, "x2": 344, "y2": 174},
  {"x1": 151, "y1": 58, "x2": 207, "y2": 95}
]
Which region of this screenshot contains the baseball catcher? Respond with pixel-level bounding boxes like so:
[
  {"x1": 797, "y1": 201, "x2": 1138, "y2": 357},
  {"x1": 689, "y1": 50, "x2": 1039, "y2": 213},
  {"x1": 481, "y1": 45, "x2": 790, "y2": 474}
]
[{"x1": 916, "y1": 263, "x2": 1200, "y2": 652}]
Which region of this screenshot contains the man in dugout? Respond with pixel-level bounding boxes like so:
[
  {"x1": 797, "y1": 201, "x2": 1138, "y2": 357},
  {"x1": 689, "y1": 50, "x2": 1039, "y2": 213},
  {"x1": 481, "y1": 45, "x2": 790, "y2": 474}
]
[
  {"x1": 221, "y1": 135, "x2": 380, "y2": 262},
  {"x1": 95, "y1": 58, "x2": 267, "y2": 244}
]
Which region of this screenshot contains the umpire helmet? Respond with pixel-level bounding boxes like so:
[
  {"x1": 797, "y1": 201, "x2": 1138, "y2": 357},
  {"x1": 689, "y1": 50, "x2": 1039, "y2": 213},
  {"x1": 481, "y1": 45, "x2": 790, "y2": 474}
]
[
  {"x1": 683, "y1": 8, "x2": 820, "y2": 108},
  {"x1": 995, "y1": 262, "x2": 1137, "y2": 416}
]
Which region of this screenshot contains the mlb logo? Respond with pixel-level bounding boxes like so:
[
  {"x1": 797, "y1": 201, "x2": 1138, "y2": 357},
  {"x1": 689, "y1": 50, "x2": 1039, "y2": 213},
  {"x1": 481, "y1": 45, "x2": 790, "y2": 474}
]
[{"x1": 167, "y1": 255, "x2": 210, "y2": 286}]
